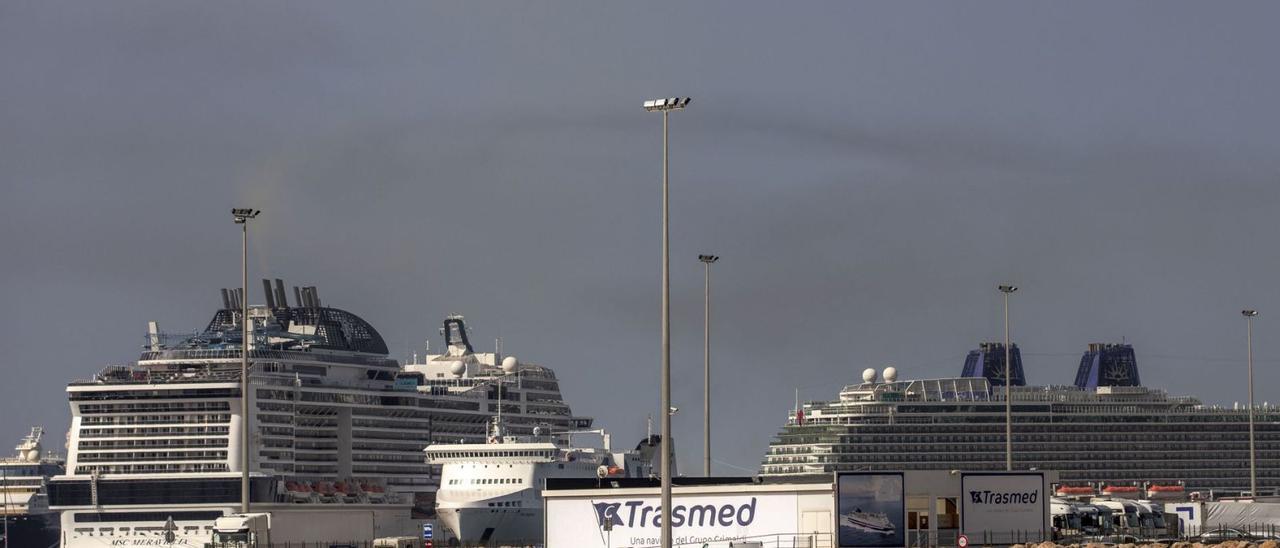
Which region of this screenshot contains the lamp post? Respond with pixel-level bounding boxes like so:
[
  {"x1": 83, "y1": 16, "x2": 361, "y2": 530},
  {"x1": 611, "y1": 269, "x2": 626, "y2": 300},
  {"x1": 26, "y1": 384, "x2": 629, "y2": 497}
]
[
  {"x1": 998, "y1": 284, "x2": 1018, "y2": 471},
  {"x1": 3, "y1": 460, "x2": 9, "y2": 548},
  {"x1": 1244, "y1": 309, "x2": 1259, "y2": 496},
  {"x1": 699, "y1": 254, "x2": 719, "y2": 477},
  {"x1": 232, "y1": 208, "x2": 259, "y2": 514},
  {"x1": 643, "y1": 96, "x2": 690, "y2": 548}
]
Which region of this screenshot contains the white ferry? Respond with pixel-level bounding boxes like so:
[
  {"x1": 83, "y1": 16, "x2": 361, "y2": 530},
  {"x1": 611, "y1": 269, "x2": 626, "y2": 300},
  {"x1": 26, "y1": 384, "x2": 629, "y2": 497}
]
[
  {"x1": 1, "y1": 427, "x2": 64, "y2": 548},
  {"x1": 425, "y1": 416, "x2": 660, "y2": 545},
  {"x1": 841, "y1": 509, "x2": 895, "y2": 535},
  {"x1": 47, "y1": 280, "x2": 591, "y2": 547}
]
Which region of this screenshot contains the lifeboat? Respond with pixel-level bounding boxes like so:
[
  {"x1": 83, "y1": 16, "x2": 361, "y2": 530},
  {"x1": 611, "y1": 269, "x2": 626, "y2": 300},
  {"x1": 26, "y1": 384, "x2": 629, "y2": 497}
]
[
  {"x1": 1101, "y1": 485, "x2": 1140, "y2": 499},
  {"x1": 285, "y1": 481, "x2": 315, "y2": 502},
  {"x1": 1055, "y1": 486, "x2": 1096, "y2": 497},
  {"x1": 1145, "y1": 484, "x2": 1186, "y2": 500}
]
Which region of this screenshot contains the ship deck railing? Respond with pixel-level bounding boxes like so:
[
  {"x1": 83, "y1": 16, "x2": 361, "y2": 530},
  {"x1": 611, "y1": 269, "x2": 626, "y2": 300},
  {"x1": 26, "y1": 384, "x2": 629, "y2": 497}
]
[{"x1": 139, "y1": 346, "x2": 397, "y2": 368}]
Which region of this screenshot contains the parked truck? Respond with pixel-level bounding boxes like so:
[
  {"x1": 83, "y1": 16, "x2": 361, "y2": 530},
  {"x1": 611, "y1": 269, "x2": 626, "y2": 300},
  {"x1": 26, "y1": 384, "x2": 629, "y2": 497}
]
[{"x1": 209, "y1": 513, "x2": 272, "y2": 547}]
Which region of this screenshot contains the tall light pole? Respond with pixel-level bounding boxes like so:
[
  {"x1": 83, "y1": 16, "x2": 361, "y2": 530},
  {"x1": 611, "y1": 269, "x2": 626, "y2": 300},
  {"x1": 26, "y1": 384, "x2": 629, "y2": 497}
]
[
  {"x1": 3, "y1": 460, "x2": 9, "y2": 548},
  {"x1": 998, "y1": 284, "x2": 1018, "y2": 471},
  {"x1": 643, "y1": 96, "x2": 690, "y2": 548},
  {"x1": 232, "y1": 208, "x2": 259, "y2": 514},
  {"x1": 699, "y1": 254, "x2": 719, "y2": 477},
  {"x1": 1244, "y1": 309, "x2": 1259, "y2": 496}
]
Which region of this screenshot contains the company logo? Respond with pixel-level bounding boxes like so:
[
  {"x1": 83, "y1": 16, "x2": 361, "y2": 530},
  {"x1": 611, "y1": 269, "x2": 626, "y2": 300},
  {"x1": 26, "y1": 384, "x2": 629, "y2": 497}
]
[
  {"x1": 593, "y1": 502, "x2": 624, "y2": 526},
  {"x1": 590, "y1": 497, "x2": 757, "y2": 529},
  {"x1": 969, "y1": 490, "x2": 1038, "y2": 505}
]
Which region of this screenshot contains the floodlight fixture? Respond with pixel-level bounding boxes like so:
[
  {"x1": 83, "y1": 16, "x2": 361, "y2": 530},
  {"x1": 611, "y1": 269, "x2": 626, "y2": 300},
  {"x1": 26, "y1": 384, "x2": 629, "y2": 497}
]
[
  {"x1": 232, "y1": 208, "x2": 261, "y2": 224},
  {"x1": 998, "y1": 284, "x2": 1018, "y2": 294},
  {"x1": 1243, "y1": 309, "x2": 1259, "y2": 317},
  {"x1": 698, "y1": 254, "x2": 719, "y2": 263},
  {"x1": 643, "y1": 97, "x2": 692, "y2": 112}
]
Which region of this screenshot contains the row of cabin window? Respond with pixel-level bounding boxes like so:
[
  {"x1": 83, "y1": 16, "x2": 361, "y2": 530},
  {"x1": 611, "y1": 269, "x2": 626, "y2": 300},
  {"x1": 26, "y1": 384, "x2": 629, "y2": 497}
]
[
  {"x1": 448, "y1": 477, "x2": 526, "y2": 485},
  {"x1": 435, "y1": 450, "x2": 553, "y2": 458}
]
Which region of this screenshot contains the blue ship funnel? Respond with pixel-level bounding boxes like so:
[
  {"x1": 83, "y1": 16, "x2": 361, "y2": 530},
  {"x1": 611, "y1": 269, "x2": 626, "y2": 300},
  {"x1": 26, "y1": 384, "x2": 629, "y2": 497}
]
[
  {"x1": 1075, "y1": 343, "x2": 1141, "y2": 388},
  {"x1": 961, "y1": 342, "x2": 1025, "y2": 386}
]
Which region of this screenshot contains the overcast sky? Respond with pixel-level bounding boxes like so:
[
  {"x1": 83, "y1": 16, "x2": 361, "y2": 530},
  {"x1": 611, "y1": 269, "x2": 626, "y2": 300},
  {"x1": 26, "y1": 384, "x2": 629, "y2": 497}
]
[{"x1": 3, "y1": 2, "x2": 1280, "y2": 473}]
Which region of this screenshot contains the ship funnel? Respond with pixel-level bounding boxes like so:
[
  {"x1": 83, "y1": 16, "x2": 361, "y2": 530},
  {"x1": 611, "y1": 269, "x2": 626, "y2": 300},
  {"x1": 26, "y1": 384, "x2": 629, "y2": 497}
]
[
  {"x1": 443, "y1": 317, "x2": 475, "y2": 353},
  {"x1": 220, "y1": 288, "x2": 231, "y2": 310},
  {"x1": 261, "y1": 279, "x2": 277, "y2": 309},
  {"x1": 960, "y1": 342, "x2": 1025, "y2": 387},
  {"x1": 1074, "y1": 343, "x2": 1141, "y2": 388},
  {"x1": 293, "y1": 286, "x2": 303, "y2": 307},
  {"x1": 148, "y1": 321, "x2": 161, "y2": 351},
  {"x1": 274, "y1": 279, "x2": 288, "y2": 309},
  {"x1": 299, "y1": 286, "x2": 322, "y2": 308}
]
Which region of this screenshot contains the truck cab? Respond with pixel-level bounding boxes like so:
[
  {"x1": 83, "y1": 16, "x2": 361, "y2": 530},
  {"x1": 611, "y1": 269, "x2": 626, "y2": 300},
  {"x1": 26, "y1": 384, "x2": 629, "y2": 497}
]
[
  {"x1": 1132, "y1": 500, "x2": 1168, "y2": 537},
  {"x1": 1091, "y1": 499, "x2": 1139, "y2": 536},
  {"x1": 210, "y1": 513, "x2": 272, "y2": 547},
  {"x1": 1075, "y1": 504, "x2": 1114, "y2": 537},
  {"x1": 1050, "y1": 497, "x2": 1084, "y2": 539}
]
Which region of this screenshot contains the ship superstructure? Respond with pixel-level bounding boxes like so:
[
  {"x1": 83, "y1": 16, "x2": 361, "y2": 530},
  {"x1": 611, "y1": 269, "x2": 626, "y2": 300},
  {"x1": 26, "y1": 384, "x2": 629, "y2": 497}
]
[
  {"x1": 1, "y1": 427, "x2": 64, "y2": 548},
  {"x1": 424, "y1": 417, "x2": 660, "y2": 544},
  {"x1": 761, "y1": 343, "x2": 1278, "y2": 495},
  {"x1": 47, "y1": 280, "x2": 590, "y2": 547}
]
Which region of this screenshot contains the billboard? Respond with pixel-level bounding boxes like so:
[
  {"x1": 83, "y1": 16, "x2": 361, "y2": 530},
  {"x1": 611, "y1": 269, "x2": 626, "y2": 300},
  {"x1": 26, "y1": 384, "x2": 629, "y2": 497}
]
[
  {"x1": 545, "y1": 492, "x2": 798, "y2": 548},
  {"x1": 835, "y1": 472, "x2": 906, "y2": 548},
  {"x1": 960, "y1": 472, "x2": 1047, "y2": 542}
]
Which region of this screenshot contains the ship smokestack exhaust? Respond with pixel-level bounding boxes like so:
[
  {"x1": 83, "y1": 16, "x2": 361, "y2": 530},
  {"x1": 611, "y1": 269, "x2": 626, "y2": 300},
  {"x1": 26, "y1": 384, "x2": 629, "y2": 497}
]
[
  {"x1": 1075, "y1": 343, "x2": 1141, "y2": 388},
  {"x1": 960, "y1": 342, "x2": 1026, "y2": 386},
  {"x1": 274, "y1": 279, "x2": 288, "y2": 309},
  {"x1": 220, "y1": 288, "x2": 231, "y2": 310},
  {"x1": 261, "y1": 279, "x2": 276, "y2": 309}
]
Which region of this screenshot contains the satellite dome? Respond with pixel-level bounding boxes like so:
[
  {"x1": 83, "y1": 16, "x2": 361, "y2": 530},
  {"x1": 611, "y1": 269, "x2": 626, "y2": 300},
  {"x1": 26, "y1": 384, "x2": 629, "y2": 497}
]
[
  {"x1": 862, "y1": 368, "x2": 877, "y2": 383},
  {"x1": 448, "y1": 361, "x2": 466, "y2": 376},
  {"x1": 23, "y1": 449, "x2": 39, "y2": 463},
  {"x1": 883, "y1": 367, "x2": 898, "y2": 383},
  {"x1": 501, "y1": 356, "x2": 519, "y2": 373}
]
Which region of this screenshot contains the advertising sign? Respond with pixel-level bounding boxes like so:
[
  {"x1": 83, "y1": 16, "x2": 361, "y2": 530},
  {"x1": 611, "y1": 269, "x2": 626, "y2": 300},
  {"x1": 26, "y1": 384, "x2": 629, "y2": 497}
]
[
  {"x1": 960, "y1": 472, "x2": 1047, "y2": 542},
  {"x1": 545, "y1": 492, "x2": 798, "y2": 548},
  {"x1": 835, "y1": 472, "x2": 906, "y2": 548}
]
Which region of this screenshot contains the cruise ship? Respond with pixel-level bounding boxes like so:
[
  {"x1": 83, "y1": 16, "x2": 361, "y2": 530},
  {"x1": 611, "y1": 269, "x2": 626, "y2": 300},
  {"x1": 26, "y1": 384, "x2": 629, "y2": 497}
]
[
  {"x1": 47, "y1": 280, "x2": 591, "y2": 547},
  {"x1": 424, "y1": 416, "x2": 661, "y2": 544},
  {"x1": 1, "y1": 427, "x2": 64, "y2": 548},
  {"x1": 760, "y1": 342, "x2": 1277, "y2": 495}
]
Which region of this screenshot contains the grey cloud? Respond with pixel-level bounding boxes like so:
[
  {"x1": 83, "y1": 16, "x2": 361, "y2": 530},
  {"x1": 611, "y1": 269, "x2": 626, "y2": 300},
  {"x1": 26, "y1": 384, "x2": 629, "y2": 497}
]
[{"x1": 3, "y1": 1, "x2": 1280, "y2": 472}]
